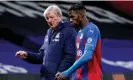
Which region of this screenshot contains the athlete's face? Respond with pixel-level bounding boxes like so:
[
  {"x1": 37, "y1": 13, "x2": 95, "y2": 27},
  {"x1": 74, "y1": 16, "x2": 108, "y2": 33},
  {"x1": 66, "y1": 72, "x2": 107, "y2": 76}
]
[
  {"x1": 68, "y1": 11, "x2": 81, "y2": 28},
  {"x1": 45, "y1": 10, "x2": 61, "y2": 29}
]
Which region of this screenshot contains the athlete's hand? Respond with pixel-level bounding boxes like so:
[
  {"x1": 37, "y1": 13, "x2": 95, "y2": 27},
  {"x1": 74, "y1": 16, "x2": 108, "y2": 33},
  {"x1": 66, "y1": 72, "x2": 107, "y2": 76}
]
[
  {"x1": 15, "y1": 50, "x2": 28, "y2": 59},
  {"x1": 55, "y1": 72, "x2": 67, "y2": 80}
]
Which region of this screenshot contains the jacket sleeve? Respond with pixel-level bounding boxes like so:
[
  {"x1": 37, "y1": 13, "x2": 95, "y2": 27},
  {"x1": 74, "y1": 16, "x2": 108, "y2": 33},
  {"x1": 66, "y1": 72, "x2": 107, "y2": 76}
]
[
  {"x1": 23, "y1": 45, "x2": 44, "y2": 64},
  {"x1": 23, "y1": 29, "x2": 50, "y2": 64},
  {"x1": 58, "y1": 27, "x2": 77, "y2": 72}
]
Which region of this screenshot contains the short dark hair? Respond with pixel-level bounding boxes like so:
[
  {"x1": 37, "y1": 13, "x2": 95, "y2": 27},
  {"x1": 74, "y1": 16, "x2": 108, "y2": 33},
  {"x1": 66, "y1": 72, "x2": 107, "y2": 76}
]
[{"x1": 68, "y1": 3, "x2": 86, "y2": 12}]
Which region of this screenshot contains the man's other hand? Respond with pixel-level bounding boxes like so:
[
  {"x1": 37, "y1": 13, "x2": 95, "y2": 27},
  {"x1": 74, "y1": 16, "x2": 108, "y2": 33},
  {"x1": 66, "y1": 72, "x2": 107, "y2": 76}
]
[
  {"x1": 15, "y1": 50, "x2": 28, "y2": 59},
  {"x1": 55, "y1": 72, "x2": 67, "y2": 80}
]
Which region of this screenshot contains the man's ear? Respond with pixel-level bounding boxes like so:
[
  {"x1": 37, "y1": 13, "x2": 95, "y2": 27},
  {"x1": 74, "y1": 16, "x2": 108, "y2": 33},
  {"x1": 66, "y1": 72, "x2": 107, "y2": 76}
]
[
  {"x1": 78, "y1": 11, "x2": 83, "y2": 19},
  {"x1": 80, "y1": 12, "x2": 84, "y2": 18}
]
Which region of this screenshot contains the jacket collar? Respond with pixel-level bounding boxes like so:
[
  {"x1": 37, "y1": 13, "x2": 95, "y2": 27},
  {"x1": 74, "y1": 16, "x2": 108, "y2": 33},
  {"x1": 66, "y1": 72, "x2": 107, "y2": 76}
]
[{"x1": 50, "y1": 21, "x2": 64, "y2": 32}]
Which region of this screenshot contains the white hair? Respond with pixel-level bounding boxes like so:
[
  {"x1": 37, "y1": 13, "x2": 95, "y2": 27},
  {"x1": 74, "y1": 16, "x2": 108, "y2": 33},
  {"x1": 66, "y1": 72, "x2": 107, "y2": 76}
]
[{"x1": 43, "y1": 5, "x2": 62, "y2": 18}]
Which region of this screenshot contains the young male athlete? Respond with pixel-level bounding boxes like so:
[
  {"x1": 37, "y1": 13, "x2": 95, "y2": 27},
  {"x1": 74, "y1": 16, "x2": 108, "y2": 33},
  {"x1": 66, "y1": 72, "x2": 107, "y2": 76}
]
[{"x1": 56, "y1": 3, "x2": 102, "y2": 80}]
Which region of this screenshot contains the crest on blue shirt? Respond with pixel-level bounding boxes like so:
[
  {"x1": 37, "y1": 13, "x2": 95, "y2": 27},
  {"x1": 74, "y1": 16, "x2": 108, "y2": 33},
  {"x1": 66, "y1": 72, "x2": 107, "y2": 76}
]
[{"x1": 87, "y1": 37, "x2": 92, "y2": 43}]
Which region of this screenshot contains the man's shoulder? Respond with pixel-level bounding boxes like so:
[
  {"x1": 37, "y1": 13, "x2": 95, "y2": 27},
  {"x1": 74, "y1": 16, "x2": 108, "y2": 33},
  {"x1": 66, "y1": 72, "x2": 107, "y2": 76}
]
[
  {"x1": 61, "y1": 21, "x2": 74, "y2": 30},
  {"x1": 62, "y1": 20, "x2": 74, "y2": 27},
  {"x1": 60, "y1": 23, "x2": 76, "y2": 37},
  {"x1": 62, "y1": 26, "x2": 76, "y2": 34}
]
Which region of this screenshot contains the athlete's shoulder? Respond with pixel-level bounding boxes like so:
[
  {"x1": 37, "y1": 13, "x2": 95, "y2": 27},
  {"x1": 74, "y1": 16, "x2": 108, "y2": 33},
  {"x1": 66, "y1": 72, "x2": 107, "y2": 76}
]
[
  {"x1": 85, "y1": 22, "x2": 100, "y2": 33},
  {"x1": 87, "y1": 22, "x2": 99, "y2": 30},
  {"x1": 83, "y1": 22, "x2": 101, "y2": 38}
]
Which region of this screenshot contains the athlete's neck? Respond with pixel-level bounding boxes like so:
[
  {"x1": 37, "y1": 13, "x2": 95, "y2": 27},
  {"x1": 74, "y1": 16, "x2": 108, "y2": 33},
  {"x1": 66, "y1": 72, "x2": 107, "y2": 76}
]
[{"x1": 81, "y1": 18, "x2": 89, "y2": 29}]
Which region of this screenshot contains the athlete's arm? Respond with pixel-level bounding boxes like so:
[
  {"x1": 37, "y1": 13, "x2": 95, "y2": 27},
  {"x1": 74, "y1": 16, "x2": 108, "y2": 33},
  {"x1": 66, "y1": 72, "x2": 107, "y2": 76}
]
[{"x1": 57, "y1": 28, "x2": 99, "y2": 78}]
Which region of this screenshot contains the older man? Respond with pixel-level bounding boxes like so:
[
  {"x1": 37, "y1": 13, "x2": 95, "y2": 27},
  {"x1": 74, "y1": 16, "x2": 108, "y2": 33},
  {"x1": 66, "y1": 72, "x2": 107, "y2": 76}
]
[{"x1": 16, "y1": 5, "x2": 77, "y2": 80}]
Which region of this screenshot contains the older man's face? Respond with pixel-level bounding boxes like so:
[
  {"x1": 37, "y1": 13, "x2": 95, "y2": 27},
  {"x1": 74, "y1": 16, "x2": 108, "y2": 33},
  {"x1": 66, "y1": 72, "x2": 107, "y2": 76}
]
[{"x1": 45, "y1": 10, "x2": 61, "y2": 29}]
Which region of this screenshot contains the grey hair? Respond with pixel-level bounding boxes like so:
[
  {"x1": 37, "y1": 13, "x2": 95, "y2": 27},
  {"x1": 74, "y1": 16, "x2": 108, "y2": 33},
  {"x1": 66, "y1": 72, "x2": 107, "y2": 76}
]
[{"x1": 43, "y1": 5, "x2": 62, "y2": 18}]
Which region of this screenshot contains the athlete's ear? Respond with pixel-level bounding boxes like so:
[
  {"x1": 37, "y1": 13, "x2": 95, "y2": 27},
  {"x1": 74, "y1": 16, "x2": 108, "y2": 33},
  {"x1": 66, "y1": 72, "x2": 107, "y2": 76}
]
[
  {"x1": 81, "y1": 13, "x2": 84, "y2": 18},
  {"x1": 78, "y1": 11, "x2": 84, "y2": 20}
]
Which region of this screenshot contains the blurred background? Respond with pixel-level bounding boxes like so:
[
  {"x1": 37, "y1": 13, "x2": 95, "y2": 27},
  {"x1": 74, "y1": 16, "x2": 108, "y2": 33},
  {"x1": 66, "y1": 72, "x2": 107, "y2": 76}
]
[{"x1": 0, "y1": 1, "x2": 133, "y2": 80}]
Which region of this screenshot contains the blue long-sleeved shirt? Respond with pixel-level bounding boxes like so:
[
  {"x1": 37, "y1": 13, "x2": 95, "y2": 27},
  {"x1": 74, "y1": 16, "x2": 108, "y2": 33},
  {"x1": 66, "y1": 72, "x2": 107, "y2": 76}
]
[{"x1": 61, "y1": 22, "x2": 102, "y2": 80}]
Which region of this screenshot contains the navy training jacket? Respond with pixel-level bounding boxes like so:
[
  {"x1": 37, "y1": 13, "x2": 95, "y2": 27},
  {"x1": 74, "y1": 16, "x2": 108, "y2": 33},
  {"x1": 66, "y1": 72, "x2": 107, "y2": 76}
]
[{"x1": 24, "y1": 21, "x2": 77, "y2": 80}]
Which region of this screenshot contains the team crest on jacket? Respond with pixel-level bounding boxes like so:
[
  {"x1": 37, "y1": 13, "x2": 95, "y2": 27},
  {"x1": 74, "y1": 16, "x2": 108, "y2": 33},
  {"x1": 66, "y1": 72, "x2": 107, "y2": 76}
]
[
  {"x1": 53, "y1": 33, "x2": 60, "y2": 41},
  {"x1": 55, "y1": 33, "x2": 60, "y2": 38}
]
